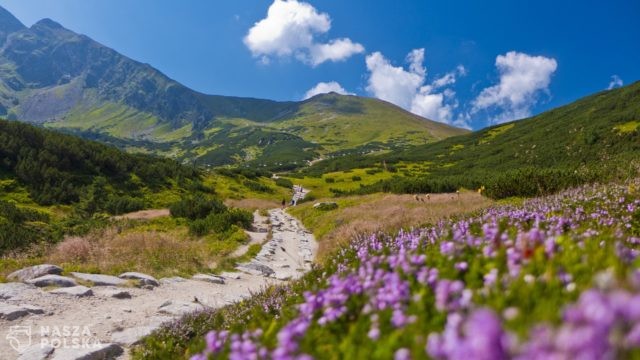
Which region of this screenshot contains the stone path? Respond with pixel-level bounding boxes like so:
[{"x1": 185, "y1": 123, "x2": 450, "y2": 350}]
[{"x1": 0, "y1": 209, "x2": 316, "y2": 360}]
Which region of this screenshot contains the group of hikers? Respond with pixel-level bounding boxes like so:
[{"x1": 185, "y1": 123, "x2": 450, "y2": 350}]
[{"x1": 282, "y1": 185, "x2": 304, "y2": 208}]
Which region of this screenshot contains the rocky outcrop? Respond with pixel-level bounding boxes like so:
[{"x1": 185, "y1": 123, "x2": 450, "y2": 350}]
[
  {"x1": 71, "y1": 272, "x2": 127, "y2": 286},
  {"x1": 26, "y1": 275, "x2": 77, "y2": 288},
  {"x1": 119, "y1": 272, "x2": 159, "y2": 287},
  {"x1": 7, "y1": 264, "x2": 63, "y2": 282}
]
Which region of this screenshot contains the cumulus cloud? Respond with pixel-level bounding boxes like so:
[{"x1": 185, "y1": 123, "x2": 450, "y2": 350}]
[
  {"x1": 244, "y1": 0, "x2": 364, "y2": 66},
  {"x1": 471, "y1": 51, "x2": 557, "y2": 124},
  {"x1": 303, "y1": 81, "x2": 354, "y2": 99},
  {"x1": 607, "y1": 75, "x2": 623, "y2": 90},
  {"x1": 365, "y1": 49, "x2": 465, "y2": 125}
]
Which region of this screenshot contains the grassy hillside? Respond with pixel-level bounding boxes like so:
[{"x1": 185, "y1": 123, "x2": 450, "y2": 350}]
[
  {"x1": 271, "y1": 93, "x2": 466, "y2": 154},
  {"x1": 135, "y1": 179, "x2": 640, "y2": 359},
  {"x1": 303, "y1": 81, "x2": 640, "y2": 198}
]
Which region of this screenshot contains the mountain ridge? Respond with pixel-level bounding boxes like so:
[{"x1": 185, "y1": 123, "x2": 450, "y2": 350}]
[{"x1": 0, "y1": 5, "x2": 467, "y2": 168}]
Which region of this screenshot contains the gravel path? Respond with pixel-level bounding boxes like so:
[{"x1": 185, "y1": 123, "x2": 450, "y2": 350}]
[{"x1": 0, "y1": 209, "x2": 316, "y2": 360}]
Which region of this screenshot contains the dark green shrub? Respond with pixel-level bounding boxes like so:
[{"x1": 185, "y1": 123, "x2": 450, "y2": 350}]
[
  {"x1": 275, "y1": 178, "x2": 294, "y2": 189},
  {"x1": 170, "y1": 197, "x2": 227, "y2": 220}
]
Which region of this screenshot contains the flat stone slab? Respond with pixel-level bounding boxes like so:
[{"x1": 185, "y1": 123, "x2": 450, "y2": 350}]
[
  {"x1": 17, "y1": 344, "x2": 55, "y2": 360},
  {"x1": 48, "y1": 286, "x2": 93, "y2": 297},
  {"x1": 0, "y1": 282, "x2": 39, "y2": 300},
  {"x1": 50, "y1": 343, "x2": 123, "y2": 360},
  {"x1": 220, "y1": 272, "x2": 242, "y2": 280},
  {"x1": 0, "y1": 303, "x2": 44, "y2": 320},
  {"x1": 237, "y1": 262, "x2": 275, "y2": 277},
  {"x1": 111, "y1": 325, "x2": 157, "y2": 346},
  {"x1": 192, "y1": 274, "x2": 225, "y2": 284},
  {"x1": 92, "y1": 287, "x2": 132, "y2": 299},
  {"x1": 119, "y1": 272, "x2": 159, "y2": 287},
  {"x1": 157, "y1": 301, "x2": 204, "y2": 316},
  {"x1": 26, "y1": 275, "x2": 77, "y2": 288},
  {"x1": 8, "y1": 264, "x2": 63, "y2": 282},
  {"x1": 159, "y1": 276, "x2": 186, "y2": 285},
  {"x1": 71, "y1": 272, "x2": 127, "y2": 286}
]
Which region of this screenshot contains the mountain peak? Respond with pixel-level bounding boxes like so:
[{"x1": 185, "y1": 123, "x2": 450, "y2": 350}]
[
  {"x1": 33, "y1": 18, "x2": 65, "y2": 30},
  {"x1": 0, "y1": 5, "x2": 26, "y2": 44}
]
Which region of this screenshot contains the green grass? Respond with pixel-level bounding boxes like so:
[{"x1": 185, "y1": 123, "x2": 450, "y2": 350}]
[{"x1": 614, "y1": 120, "x2": 639, "y2": 134}]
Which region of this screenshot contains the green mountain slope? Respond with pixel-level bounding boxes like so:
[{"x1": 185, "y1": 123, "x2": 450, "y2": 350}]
[
  {"x1": 305, "y1": 81, "x2": 640, "y2": 196},
  {"x1": 0, "y1": 6, "x2": 467, "y2": 168},
  {"x1": 0, "y1": 117, "x2": 206, "y2": 254}
]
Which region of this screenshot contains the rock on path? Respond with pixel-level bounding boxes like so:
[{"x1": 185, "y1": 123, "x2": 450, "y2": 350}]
[{"x1": 7, "y1": 264, "x2": 63, "y2": 282}]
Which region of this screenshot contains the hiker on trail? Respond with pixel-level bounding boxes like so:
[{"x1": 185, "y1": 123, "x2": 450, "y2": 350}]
[{"x1": 282, "y1": 199, "x2": 286, "y2": 209}]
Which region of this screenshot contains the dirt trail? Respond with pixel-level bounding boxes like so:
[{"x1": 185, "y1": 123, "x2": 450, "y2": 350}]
[
  {"x1": 112, "y1": 209, "x2": 170, "y2": 221},
  {"x1": 0, "y1": 209, "x2": 316, "y2": 360}
]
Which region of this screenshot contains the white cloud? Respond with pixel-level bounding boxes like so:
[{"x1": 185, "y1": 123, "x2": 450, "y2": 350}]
[
  {"x1": 303, "y1": 81, "x2": 354, "y2": 99},
  {"x1": 365, "y1": 49, "x2": 464, "y2": 125},
  {"x1": 309, "y1": 39, "x2": 365, "y2": 66},
  {"x1": 244, "y1": 0, "x2": 364, "y2": 66},
  {"x1": 471, "y1": 51, "x2": 557, "y2": 124},
  {"x1": 607, "y1": 75, "x2": 623, "y2": 90}
]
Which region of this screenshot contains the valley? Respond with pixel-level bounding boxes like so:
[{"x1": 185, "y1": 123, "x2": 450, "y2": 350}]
[{"x1": 0, "y1": 2, "x2": 638, "y2": 360}]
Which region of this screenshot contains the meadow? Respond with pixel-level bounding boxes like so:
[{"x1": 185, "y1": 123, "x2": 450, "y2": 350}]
[{"x1": 134, "y1": 179, "x2": 640, "y2": 359}]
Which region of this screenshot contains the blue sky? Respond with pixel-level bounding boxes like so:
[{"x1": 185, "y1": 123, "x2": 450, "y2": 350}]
[{"x1": 0, "y1": 0, "x2": 638, "y2": 129}]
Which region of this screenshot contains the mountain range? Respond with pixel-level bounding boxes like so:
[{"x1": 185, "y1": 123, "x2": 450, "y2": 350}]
[{"x1": 0, "y1": 6, "x2": 466, "y2": 169}]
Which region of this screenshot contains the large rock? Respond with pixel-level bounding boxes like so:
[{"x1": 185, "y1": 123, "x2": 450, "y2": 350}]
[
  {"x1": 70, "y1": 272, "x2": 127, "y2": 287},
  {"x1": 17, "y1": 344, "x2": 55, "y2": 360},
  {"x1": 0, "y1": 303, "x2": 44, "y2": 320},
  {"x1": 220, "y1": 272, "x2": 242, "y2": 280},
  {"x1": 192, "y1": 274, "x2": 225, "y2": 285},
  {"x1": 50, "y1": 343, "x2": 123, "y2": 360},
  {"x1": 118, "y1": 272, "x2": 159, "y2": 287},
  {"x1": 92, "y1": 287, "x2": 132, "y2": 299},
  {"x1": 237, "y1": 262, "x2": 275, "y2": 277},
  {"x1": 159, "y1": 276, "x2": 186, "y2": 285},
  {"x1": 157, "y1": 301, "x2": 203, "y2": 316},
  {"x1": 8, "y1": 264, "x2": 63, "y2": 282},
  {"x1": 0, "y1": 282, "x2": 38, "y2": 300},
  {"x1": 26, "y1": 275, "x2": 77, "y2": 288},
  {"x1": 111, "y1": 325, "x2": 156, "y2": 346},
  {"x1": 48, "y1": 286, "x2": 93, "y2": 297}
]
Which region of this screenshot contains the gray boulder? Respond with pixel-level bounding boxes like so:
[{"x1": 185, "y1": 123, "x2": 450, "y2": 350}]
[
  {"x1": 7, "y1": 264, "x2": 63, "y2": 282},
  {"x1": 0, "y1": 282, "x2": 38, "y2": 300},
  {"x1": 26, "y1": 275, "x2": 77, "y2": 288},
  {"x1": 0, "y1": 303, "x2": 44, "y2": 320},
  {"x1": 93, "y1": 287, "x2": 132, "y2": 299},
  {"x1": 119, "y1": 272, "x2": 159, "y2": 287},
  {"x1": 159, "y1": 276, "x2": 186, "y2": 285},
  {"x1": 157, "y1": 301, "x2": 203, "y2": 316},
  {"x1": 48, "y1": 286, "x2": 93, "y2": 297},
  {"x1": 237, "y1": 261, "x2": 275, "y2": 277},
  {"x1": 49, "y1": 343, "x2": 123, "y2": 360},
  {"x1": 71, "y1": 272, "x2": 127, "y2": 286},
  {"x1": 17, "y1": 344, "x2": 55, "y2": 360},
  {"x1": 111, "y1": 325, "x2": 156, "y2": 346},
  {"x1": 192, "y1": 274, "x2": 225, "y2": 285}
]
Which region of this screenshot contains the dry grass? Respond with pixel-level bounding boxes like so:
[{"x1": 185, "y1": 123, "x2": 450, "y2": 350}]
[
  {"x1": 45, "y1": 224, "x2": 236, "y2": 277},
  {"x1": 225, "y1": 198, "x2": 280, "y2": 211},
  {"x1": 290, "y1": 192, "x2": 492, "y2": 261}
]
